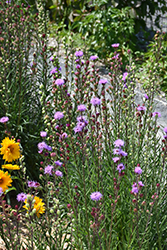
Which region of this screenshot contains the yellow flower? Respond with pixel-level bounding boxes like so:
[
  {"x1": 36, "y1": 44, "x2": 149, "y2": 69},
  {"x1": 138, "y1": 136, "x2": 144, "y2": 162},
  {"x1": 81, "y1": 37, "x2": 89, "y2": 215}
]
[
  {"x1": 2, "y1": 164, "x2": 20, "y2": 170},
  {"x1": 23, "y1": 196, "x2": 45, "y2": 218},
  {"x1": 0, "y1": 137, "x2": 21, "y2": 162},
  {"x1": 0, "y1": 170, "x2": 12, "y2": 192}
]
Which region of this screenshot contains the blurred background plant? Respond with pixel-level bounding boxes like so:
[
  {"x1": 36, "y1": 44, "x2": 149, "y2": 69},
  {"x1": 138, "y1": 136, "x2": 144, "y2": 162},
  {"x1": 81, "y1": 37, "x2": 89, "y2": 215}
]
[
  {"x1": 47, "y1": 0, "x2": 167, "y2": 93},
  {"x1": 72, "y1": 5, "x2": 135, "y2": 61},
  {"x1": 137, "y1": 31, "x2": 167, "y2": 96},
  {"x1": 48, "y1": 0, "x2": 167, "y2": 54},
  {"x1": 12, "y1": 0, "x2": 167, "y2": 75}
]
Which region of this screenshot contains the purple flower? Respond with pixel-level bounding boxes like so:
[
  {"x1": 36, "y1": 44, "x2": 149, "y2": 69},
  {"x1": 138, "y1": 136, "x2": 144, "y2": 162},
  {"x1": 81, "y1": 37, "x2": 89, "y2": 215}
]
[
  {"x1": 144, "y1": 94, "x2": 149, "y2": 99},
  {"x1": 90, "y1": 55, "x2": 98, "y2": 61},
  {"x1": 138, "y1": 181, "x2": 144, "y2": 187},
  {"x1": 90, "y1": 191, "x2": 103, "y2": 201},
  {"x1": 62, "y1": 132, "x2": 68, "y2": 138},
  {"x1": 164, "y1": 127, "x2": 167, "y2": 133},
  {"x1": 76, "y1": 64, "x2": 81, "y2": 69},
  {"x1": 0, "y1": 116, "x2": 9, "y2": 123},
  {"x1": 77, "y1": 115, "x2": 88, "y2": 125},
  {"x1": 113, "y1": 148, "x2": 127, "y2": 157},
  {"x1": 74, "y1": 121, "x2": 85, "y2": 133},
  {"x1": 99, "y1": 79, "x2": 108, "y2": 85},
  {"x1": 28, "y1": 181, "x2": 38, "y2": 188},
  {"x1": 50, "y1": 67, "x2": 61, "y2": 74},
  {"x1": 40, "y1": 131, "x2": 47, "y2": 137},
  {"x1": 54, "y1": 111, "x2": 64, "y2": 120},
  {"x1": 38, "y1": 141, "x2": 47, "y2": 150},
  {"x1": 77, "y1": 104, "x2": 86, "y2": 112},
  {"x1": 50, "y1": 67, "x2": 58, "y2": 74},
  {"x1": 60, "y1": 132, "x2": 68, "y2": 140},
  {"x1": 38, "y1": 141, "x2": 48, "y2": 151},
  {"x1": 55, "y1": 125, "x2": 59, "y2": 130},
  {"x1": 44, "y1": 165, "x2": 54, "y2": 175},
  {"x1": 55, "y1": 79, "x2": 65, "y2": 86},
  {"x1": 114, "y1": 139, "x2": 124, "y2": 147},
  {"x1": 164, "y1": 135, "x2": 167, "y2": 139},
  {"x1": 38, "y1": 141, "x2": 47, "y2": 151},
  {"x1": 74, "y1": 115, "x2": 88, "y2": 133},
  {"x1": 30, "y1": 61, "x2": 34, "y2": 68},
  {"x1": 90, "y1": 97, "x2": 101, "y2": 106},
  {"x1": 113, "y1": 148, "x2": 121, "y2": 155},
  {"x1": 112, "y1": 53, "x2": 119, "y2": 59},
  {"x1": 74, "y1": 126, "x2": 83, "y2": 133},
  {"x1": 55, "y1": 170, "x2": 63, "y2": 177},
  {"x1": 33, "y1": 182, "x2": 40, "y2": 188},
  {"x1": 122, "y1": 72, "x2": 128, "y2": 81},
  {"x1": 119, "y1": 150, "x2": 128, "y2": 157},
  {"x1": 132, "y1": 185, "x2": 139, "y2": 194},
  {"x1": 17, "y1": 193, "x2": 27, "y2": 202},
  {"x1": 55, "y1": 160, "x2": 63, "y2": 167},
  {"x1": 38, "y1": 141, "x2": 52, "y2": 152},
  {"x1": 6, "y1": 0, "x2": 11, "y2": 3},
  {"x1": 112, "y1": 157, "x2": 120, "y2": 163},
  {"x1": 75, "y1": 51, "x2": 83, "y2": 57},
  {"x1": 134, "y1": 166, "x2": 142, "y2": 175},
  {"x1": 112, "y1": 43, "x2": 119, "y2": 48},
  {"x1": 77, "y1": 122, "x2": 85, "y2": 129},
  {"x1": 50, "y1": 56, "x2": 54, "y2": 61},
  {"x1": 77, "y1": 116, "x2": 87, "y2": 122},
  {"x1": 132, "y1": 183, "x2": 138, "y2": 188},
  {"x1": 117, "y1": 163, "x2": 125, "y2": 173},
  {"x1": 137, "y1": 106, "x2": 146, "y2": 111},
  {"x1": 45, "y1": 145, "x2": 52, "y2": 151},
  {"x1": 152, "y1": 112, "x2": 161, "y2": 118}
]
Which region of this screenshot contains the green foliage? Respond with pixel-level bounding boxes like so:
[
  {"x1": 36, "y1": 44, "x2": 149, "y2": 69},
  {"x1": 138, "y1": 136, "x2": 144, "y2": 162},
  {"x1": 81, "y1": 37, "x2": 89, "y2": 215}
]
[
  {"x1": 72, "y1": 5, "x2": 135, "y2": 60},
  {"x1": 138, "y1": 32, "x2": 167, "y2": 98},
  {"x1": 112, "y1": 0, "x2": 167, "y2": 30}
]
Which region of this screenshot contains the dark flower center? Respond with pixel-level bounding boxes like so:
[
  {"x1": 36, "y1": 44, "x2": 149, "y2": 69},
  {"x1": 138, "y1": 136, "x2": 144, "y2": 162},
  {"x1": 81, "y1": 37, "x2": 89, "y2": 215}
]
[
  {"x1": 0, "y1": 178, "x2": 3, "y2": 184},
  {"x1": 8, "y1": 145, "x2": 14, "y2": 153}
]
